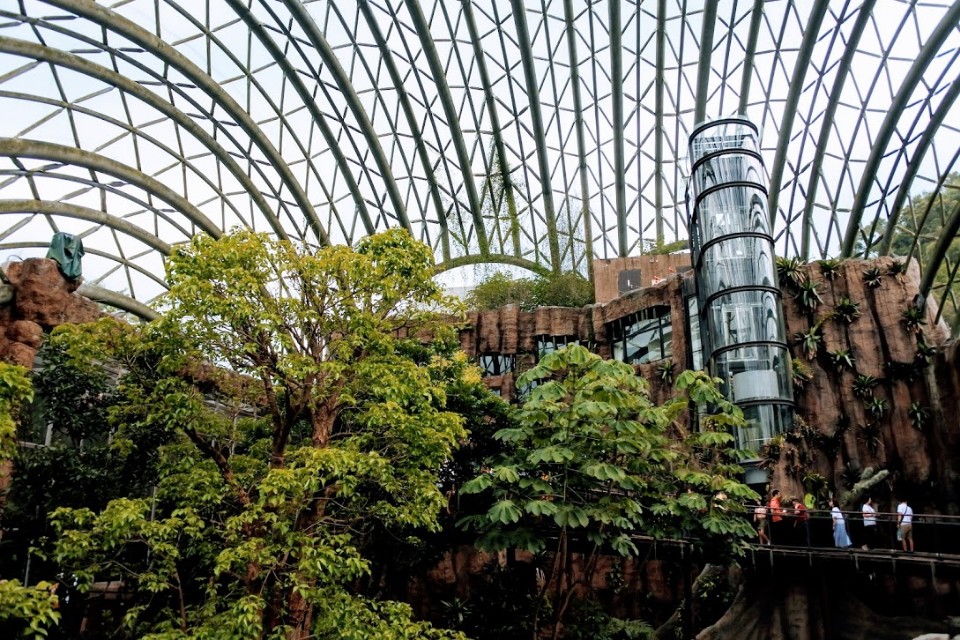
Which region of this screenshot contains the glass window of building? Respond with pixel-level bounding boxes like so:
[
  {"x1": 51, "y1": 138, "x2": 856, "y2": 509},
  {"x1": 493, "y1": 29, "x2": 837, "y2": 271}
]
[
  {"x1": 535, "y1": 335, "x2": 581, "y2": 359},
  {"x1": 478, "y1": 353, "x2": 515, "y2": 377},
  {"x1": 608, "y1": 306, "x2": 673, "y2": 365}
]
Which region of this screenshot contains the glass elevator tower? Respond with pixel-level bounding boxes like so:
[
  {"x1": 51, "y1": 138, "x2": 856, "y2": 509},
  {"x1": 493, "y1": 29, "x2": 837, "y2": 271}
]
[{"x1": 687, "y1": 118, "x2": 794, "y2": 453}]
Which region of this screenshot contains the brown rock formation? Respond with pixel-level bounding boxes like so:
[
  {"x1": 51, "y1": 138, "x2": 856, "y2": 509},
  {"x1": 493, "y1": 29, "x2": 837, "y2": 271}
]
[{"x1": 699, "y1": 571, "x2": 953, "y2": 640}]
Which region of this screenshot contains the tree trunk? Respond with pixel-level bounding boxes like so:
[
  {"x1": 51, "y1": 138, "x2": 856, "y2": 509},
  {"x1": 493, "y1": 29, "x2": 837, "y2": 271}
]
[{"x1": 285, "y1": 588, "x2": 314, "y2": 640}]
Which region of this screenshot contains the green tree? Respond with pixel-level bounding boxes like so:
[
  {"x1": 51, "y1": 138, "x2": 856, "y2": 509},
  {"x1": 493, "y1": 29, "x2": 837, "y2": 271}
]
[
  {"x1": 44, "y1": 229, "x2": 470, "y2": 639},
  {"x1": 465, "y1": 271, "x2": 594, "y2": 311},
  {"x1": 860, "y1": 173, "x2": 960, "y2": 329},
  {"x1": 458, "y1": 346, "x2": 757, "y2": 639}
]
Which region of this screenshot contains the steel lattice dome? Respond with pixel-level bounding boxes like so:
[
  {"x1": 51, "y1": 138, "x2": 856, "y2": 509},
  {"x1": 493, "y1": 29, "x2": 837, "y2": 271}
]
[{"x1": 1, "y1": 1, "x2": 959, "y2": 327}]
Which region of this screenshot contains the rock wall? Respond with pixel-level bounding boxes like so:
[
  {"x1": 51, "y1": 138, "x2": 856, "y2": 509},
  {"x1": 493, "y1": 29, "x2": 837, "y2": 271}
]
[
  {"x1": 0, "y1": 258, "x2": 100, "y2": 367},
  {"x1": 772, "y1": 258, "x2": 955, "y2": 511}
]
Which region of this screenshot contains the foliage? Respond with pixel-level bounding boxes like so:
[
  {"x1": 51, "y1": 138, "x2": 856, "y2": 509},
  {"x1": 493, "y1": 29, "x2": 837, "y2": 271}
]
[
  {"x1": 793, "y1": 280, "x2": 823, "y2": 314},
  {"x1": 776, "y1": 256, "x2": 807, "y2": 290},
  {"x1": 902, "y1": 305, "x2": 926, "y2": 334},
  {"x1": 915, "y1": 339, "x2": 937, "y2": 366},
  {"x1": 458, "y1": 346, "x2": 757, "y2": 639},
  {"x1": 795, "y1": 325, "x2": 823, "y2": 361},
  {"x1": 531, "y1": 271, "x2": 595, "y2": 309},
  {"x1": 656, "y1": 359, "x2": 674, "y2": 385},
  {"x1": 464, "y1": 271, "x2": 534, "y2": 311},
  {"x1": 858, "y1": 423, "x2": 883, "y2": 456},
  {"x1": 818, "y1": 258, "x2": 843, "y2": 281},
  {"x1": 867, "y1": 397, "x2": 888, "y2": 421},
  {"x1": 465, "y1": 270, "x2": 594, "y2": 311},
  {"x1": 833, "y1": 297, "x2": 861, "y2": 324},
  {"x1": 827, "y1": 349, "x2": 854, "y2": 372},
  {"x1": 887, "y1": 259, "x2": 908, "y2": 282},
  {"x1": 0, "y1": 361, "x2": 32, "y2": 462},
  {"x1": 863, "y1": 267, "x2": 883, "y2": 289},
  {"x1": 564, "y1": 599, "x2": 653, "y2": 640},
  {"x1": 852, "y1": 374, "x2": 881, "y2": 399},
  {"x1": 42, "y1": 229, "x2": 472, "y2": 639},
  {"x1": 791, "y1": 358, "x2": 813, "y2": 391},
  {"x1": 908, "y1": 402, "x2": 931, "y2": 431},
  {"x1": 864, "y1": 173, "x2": 960, "y2": 327},
  {"x1": 0, "y1": 579, "x2": 61, "y2": 638}
]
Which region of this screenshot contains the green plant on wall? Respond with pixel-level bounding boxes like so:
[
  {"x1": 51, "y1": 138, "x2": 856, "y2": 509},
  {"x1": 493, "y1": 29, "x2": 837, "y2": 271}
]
[
  {"x1": 776, "y1": 256, "x2": 808, "y2": 290},
  {"x1": 858, "y1": 423, "x2": 883, "y2": 456},
  {"x1": 793, "y1": 280, "x2": 823, "y2": 314},
  {"x1": 863, "y1": 267, "x2": 883, "y2": 289},
  {"x1": 818, "y1": 258, "x2": 843, "y2": 281},
  {"x1": 908, "y1": 402, "x2": 931, "y2": 431},
  {"x1": 915, "y1": 339, "x2": 937, "y2": 366},
  {"x1": 887, "y1": 259, "x2": 908, "y2": 283},
  {"x1": 833, "y1": 297, "x2": 861, "y2": 324},
  {"x1": 902, "y1": 305, "x2": 926, "y2": 334},
  {"x1": 791, "y1": 357, "x2": 813, "y2": 391},
  {"x1": 657, "y1": 358, "x2": 674, "y2": 384},
  {"x1": 827, "y1": 348, "x2": 854, "y2": 372},
  {"x1": 852, "y1": 374, "x2": 881, "y2": 399},
  {"x1": 867, "y1": 397, "x2": 888, "y2": 421}
]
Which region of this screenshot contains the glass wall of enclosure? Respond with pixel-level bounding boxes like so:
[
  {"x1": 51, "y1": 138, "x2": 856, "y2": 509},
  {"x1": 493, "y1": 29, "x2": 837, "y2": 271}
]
[
  {"x1": 608, "y1": 306, "x2": 672, "y2": 365},
  {"x1": 688, "y1": 118, "x2": 794, "y2": 453}
]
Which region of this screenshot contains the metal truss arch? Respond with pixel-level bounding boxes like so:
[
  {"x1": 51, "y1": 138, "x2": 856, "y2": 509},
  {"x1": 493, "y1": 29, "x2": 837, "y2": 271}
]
[{"x1": 0, "y1": 0, "x2": 957, "y2": 333}]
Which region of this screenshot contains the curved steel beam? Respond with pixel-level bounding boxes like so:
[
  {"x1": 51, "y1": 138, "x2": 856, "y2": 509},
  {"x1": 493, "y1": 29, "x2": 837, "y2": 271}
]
[
  {"x1": 0, "y1": 199, "x2": 171, "y2": 254},
  {"x1": 281, "y1": 0, "x2": 410, "y2": 233},
  {"x1": 223, "y1": 0, "x2": 373, "y2": 237},
  {"x1": 359, "y1": 0, "x2": 449, "y2": 257},
  {"x1": 919, "y1": 196, "x2": 960, "y2": 300},
  {"x1": 562, "y1": 0, "x2": 595, "y2": 280},
  {"x1": 0, "y1": 138, "x2": 221, "y2": 239},
  {"x1": 405, "y1": 0, "x2": 489, "y2": 255},
  {"x1": 0, "y1": 35, "x2": 290, "y2": 242},
  {"x1": 799, "y1": 0, "x2": 876, "y2": 258},
  {"x1": 0, "y1": 168, "x2": 193, "y2": 240},
  {"x1": 0, "y1": 90, "x2": 250, "y2": 229},
  {"x1": 879, "y1": 74, "x2": 960, "y2": 256},
  {"x1": 841, "y1": 0, "x2": 960, "y2": 257},
  {"x1": 738, "y1": 0, "x2": 765, "y2": 115},
  {"x1": 41, "y1": 0, "x2": 329, "y2": 245},
  {"x1": 509, "y1": 0, "x2": 561, "y2": 268},
  {"x1": 766, "y1": 0, "x2": 830, "y2": 228},
  {"x1": 694, "y1": 0, "x2": 719, "y2": 124},
  {"x1": 435, "y1": 253, "x2": 551, "y2": 277},
  {"x1": 609, "y1": 0, "x2": 627, "y2": 256},
  {"x1": 77, "y1": 283, "x2": 159, "y2": 321}
]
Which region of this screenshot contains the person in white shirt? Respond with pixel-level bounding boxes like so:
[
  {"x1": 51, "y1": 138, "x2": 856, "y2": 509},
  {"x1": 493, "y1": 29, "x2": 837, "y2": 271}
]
[
  {"x1": 829, "y1": 498, "x2": 852, "y2": 548},
  {"x1": 861, "y1": 496, "x2": 878, "y2": 549},
  {"x1": 897, "y1": 499, "x2": 914, "y2": 552}
]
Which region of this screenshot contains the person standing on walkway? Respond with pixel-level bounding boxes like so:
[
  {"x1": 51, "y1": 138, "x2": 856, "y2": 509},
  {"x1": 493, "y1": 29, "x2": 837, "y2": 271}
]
[
  {"x1": 754, "y1": 500, "x2": 770, "y2": 545},
  {"x1": 793, "y1": 498, "x2": 811, "y2": 547},
  {"x1": 829, "y1": 498, "x2": 852, "y2": 548},
  {"x1": 862, "y1": 496, "x2": 878, "y2": 549},
  {"x1": 897, "y1": 498, "x2": 914, "y2": 552},
  {"x1": 769, "y1": 489, "x2": 784, "y2": 543}
]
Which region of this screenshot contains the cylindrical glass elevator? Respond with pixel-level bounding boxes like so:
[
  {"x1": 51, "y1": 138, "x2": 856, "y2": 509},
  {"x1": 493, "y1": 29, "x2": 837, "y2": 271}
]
[{"x1": 687, "y1": 118, "x2": 794, "y2": 453}]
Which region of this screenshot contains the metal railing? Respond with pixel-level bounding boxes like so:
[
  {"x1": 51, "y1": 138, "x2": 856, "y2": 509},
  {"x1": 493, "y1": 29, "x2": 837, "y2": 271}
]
[{"x1": 748, "y1": 506, "x2": 960, "y2": 555}]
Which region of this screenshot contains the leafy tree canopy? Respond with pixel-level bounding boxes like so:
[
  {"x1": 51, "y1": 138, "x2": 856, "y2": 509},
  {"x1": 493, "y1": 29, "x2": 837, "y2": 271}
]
[
  {"x1": 458, "y1": 345, "x2": 758, "y2": 638},
  {"x1": 40, "y1": 229, "x2": 474, "y2": 640},
  {"x1": 859, "y1": 172, "x2": 960, "y2": 328},
  {"x1": 465, "y1": 270, "x2": 594, "y2": 311}
]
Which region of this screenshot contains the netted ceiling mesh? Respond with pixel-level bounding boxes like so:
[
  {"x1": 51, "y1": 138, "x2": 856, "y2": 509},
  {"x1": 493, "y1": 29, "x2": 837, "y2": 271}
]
[{"x1": 1, "y1": 1, "x2": 959, "y2": 327}]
